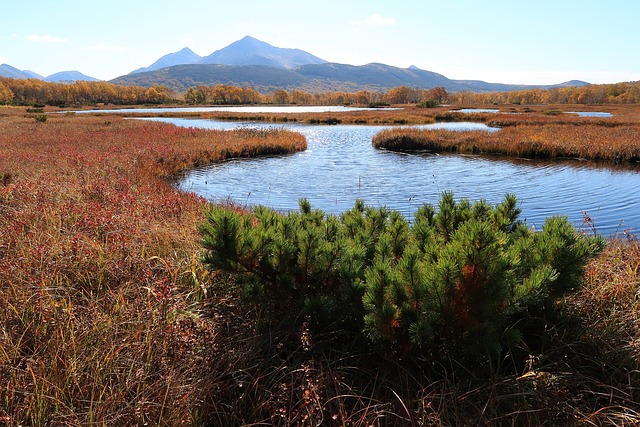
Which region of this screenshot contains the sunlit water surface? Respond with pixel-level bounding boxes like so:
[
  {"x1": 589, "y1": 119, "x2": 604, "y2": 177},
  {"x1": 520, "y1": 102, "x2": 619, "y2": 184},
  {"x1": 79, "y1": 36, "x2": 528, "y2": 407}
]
[
  {"x1": 74, "y1": 105, "x2": 400, "y2": 114},
  {"x1": 141, "y1": 118, "x2": 638, "y2": 236}
]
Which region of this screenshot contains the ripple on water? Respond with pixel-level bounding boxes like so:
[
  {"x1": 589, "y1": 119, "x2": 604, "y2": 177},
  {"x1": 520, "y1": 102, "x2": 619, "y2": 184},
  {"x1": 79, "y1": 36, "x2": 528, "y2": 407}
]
[{"x1": 165, "y1": 118, "x2": 639, "y2": 236}]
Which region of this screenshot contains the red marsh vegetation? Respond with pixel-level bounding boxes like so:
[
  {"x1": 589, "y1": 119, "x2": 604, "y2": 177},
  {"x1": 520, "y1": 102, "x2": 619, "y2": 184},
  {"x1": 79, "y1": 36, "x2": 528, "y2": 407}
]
[
  {"x1": 1, "y1": 104, "x2": 640, "y2": 425},
  {"x1": 0, "y1": 108, "x2": 304, "y2": 425}
]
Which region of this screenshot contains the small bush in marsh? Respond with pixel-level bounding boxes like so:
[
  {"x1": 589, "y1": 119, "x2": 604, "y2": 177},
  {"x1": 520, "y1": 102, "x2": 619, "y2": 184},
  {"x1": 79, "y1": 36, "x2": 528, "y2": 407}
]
[
  {"x1": 199, "y1": 192, "x2": 604, "y2": 363},
  {"x1": 416, "y1": 99, "x2": 439, "y2": 108}
]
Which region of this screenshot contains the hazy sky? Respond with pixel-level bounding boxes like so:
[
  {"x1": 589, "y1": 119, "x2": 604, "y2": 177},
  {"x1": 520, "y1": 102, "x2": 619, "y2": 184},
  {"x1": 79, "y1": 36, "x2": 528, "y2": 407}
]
[{"x1": 2, "y1": 0, "x2": 639, "y2": 85}]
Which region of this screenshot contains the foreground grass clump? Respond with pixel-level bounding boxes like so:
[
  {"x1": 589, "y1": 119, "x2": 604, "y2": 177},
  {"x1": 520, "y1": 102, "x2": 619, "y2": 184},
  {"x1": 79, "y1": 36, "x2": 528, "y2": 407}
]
[
  {"x1": 372, "y1": 123, "x2": 640, "y2": 164},
  {"x1": 0, "y1": 110, "x2": 305, "y2": 425},
  {"x1": 199, "y1": 193, "x2": 604, "y2": 362}
]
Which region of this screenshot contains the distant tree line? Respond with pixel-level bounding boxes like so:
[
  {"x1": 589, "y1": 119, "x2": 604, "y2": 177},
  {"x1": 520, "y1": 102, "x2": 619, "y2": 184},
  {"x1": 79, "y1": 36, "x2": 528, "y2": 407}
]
[
  {"x1": 1, "y1": 76, "x2": 639, "y2": 107},
  {"x1": 452, "y1": 82, "x2": 640, "y2": 105},
  {"x1": 183, "y1": 85, "x2": 450, "y2": 106},
  {"x1": 0, "y1": 77, "x2": 172, "y2": 106}
]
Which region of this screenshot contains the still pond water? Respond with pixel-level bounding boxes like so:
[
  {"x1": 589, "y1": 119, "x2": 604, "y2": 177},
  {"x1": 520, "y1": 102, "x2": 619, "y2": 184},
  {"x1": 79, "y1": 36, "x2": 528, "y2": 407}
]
[
  {"x1": 76, "y1": 105, "x2": 399, "y2": 114},
  {"x1": 143, "y1": 117, "x2": 639, "y2": 236}
]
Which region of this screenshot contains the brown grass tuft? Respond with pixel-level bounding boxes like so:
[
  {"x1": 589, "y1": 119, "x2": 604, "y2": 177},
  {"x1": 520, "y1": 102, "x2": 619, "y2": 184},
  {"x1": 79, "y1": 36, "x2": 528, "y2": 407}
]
[{"x1": 373, "y1": 123, "x2": 640, "y2": 164}]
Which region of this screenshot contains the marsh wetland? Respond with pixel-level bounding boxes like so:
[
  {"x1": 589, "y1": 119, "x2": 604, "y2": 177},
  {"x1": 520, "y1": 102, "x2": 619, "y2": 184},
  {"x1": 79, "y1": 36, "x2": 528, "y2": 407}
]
[
  {"x1": 133, "y1": 111, "x2": 640, "y2": 236},
  {"x1": 2, "y1": 98, "x2": 640, "y2": 425}
]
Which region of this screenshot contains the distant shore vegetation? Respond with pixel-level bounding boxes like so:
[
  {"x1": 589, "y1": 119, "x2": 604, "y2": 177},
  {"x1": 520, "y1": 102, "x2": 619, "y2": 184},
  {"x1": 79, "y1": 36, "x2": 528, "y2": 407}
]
[
  {"x1": 2, "y1": 76, "x2": 640, "y2": 107},
  {"x1": 372, "y1": 122, "x2": 640, "y2": 164}
]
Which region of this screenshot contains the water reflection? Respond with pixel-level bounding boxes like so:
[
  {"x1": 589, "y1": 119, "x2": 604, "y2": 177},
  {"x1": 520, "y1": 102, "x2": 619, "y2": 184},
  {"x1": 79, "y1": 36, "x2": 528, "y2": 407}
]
[
  {"x1": 73, "y1": 105, "x2": 400, "y2": 114},
  {"x1": 456, "y1": 108, "x2": 500, "y2": 113},
  {"x1": 454, "y1": 109, "x2": 614, "y2": 118},
  {"x1": 568, "y1": 111, "x2": 613, "y2": 118}
]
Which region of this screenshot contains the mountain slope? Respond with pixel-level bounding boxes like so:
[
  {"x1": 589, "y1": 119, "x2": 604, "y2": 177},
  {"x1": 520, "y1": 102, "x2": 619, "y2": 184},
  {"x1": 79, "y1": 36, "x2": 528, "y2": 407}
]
[
  {"x1": 131, "y1": 47, "x2": 202, "y2": 74},
  {"x1": 0, "y1": 64, "x2": 43, "y2": 79},
  {"x1": 111, "y1": 61, "x2": 589, "y2": 94},
  {"x1": 199, "y1": 35, "x2": 327, "y2": 69},
  {"x1": 296, "y1": 62, "x2": 460, "y2": 90},
  {"x1": 114, "y1": 64, "x2": 309, "y2": 93},
  {"x1": 22, "y1": 69, "x2": 43, "y2": 79}
]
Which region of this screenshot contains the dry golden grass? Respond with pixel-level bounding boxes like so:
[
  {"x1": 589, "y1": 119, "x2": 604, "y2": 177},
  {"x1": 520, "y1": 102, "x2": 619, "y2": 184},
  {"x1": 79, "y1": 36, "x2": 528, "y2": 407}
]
[{"x1": 373, "y1": 122, "x2": 640, "y2": 164}]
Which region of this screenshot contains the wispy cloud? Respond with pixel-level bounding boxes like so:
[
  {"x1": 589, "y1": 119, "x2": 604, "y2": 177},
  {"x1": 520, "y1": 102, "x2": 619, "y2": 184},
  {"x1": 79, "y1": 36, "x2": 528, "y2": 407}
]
[
  {"x1": 27, "y1": 34, "x2": 69, "y2": 43},
  {"x1": 79, "y1": 44, "x2": 125, "y2": 52},
  {"x1": 348, "y1": 14, "x2": 396, "y2": 27},
  {"x1": 0, "y1": 56, "x2": 9, "y2": 63}
]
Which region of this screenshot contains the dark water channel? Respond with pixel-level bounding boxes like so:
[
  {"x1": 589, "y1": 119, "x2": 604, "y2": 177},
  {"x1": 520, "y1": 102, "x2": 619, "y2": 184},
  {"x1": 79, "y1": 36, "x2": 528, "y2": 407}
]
[{"x1": 143, "y1": 118, "x2": 639, "y2": 237}]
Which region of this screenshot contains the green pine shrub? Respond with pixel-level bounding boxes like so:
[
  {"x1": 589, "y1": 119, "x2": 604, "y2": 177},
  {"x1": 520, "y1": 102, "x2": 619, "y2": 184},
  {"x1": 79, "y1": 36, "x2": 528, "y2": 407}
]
[
  {"x1": 34, "y1": 114, "x2": 48, "y2": 123},
  {"x1": 416, "y1": 99, "x2": 440, "y2": 108},
  {"x1": 199, "y1": 193, "x2": 604, "y2": 362}
]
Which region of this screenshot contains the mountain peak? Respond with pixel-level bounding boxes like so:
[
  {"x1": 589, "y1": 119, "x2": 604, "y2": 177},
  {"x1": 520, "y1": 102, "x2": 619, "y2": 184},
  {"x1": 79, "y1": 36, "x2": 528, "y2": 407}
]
[
  {"x1": 227, "y1": 35, "x2": 273, "y2": 49},
  {"x1": 177, "y1": 47, "x2": 198, "y2": 54},
  {"x1": 199, "y1": 36, "x2": 327, "y2": 69},
  {"x1": 554, "y1": 80, "x2": 591, "y2": 87},
  {"x1": 131, "y1": 47, "x2": 203, "y2": 74},
  {"x1": 239, "y1": 35, "x2": 261, "y2": 43}
]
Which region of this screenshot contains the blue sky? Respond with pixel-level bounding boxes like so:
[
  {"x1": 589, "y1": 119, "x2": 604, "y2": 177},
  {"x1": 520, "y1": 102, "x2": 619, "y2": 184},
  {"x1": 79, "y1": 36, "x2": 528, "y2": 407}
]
[{"x1": 1, "y1": 0, "x2": 639, "y2": 85}]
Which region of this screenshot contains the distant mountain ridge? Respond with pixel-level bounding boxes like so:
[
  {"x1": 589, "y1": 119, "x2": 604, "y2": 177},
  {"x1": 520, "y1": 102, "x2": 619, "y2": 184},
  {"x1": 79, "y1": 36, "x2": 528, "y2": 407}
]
[
  {"x1": 115, "y1": 36, "x2": 589, "y2": 93},
  {"x1": 112, "y1": 61, "x2": 590, "y2": 94},
  {"x1": 0, "y1": 64, "x2": 99, "y2": 82},
  {"x1": 2, "y1": 36, "x2": 592, "y2": 93},
  {"x1": 0, "y1": 64, "x2": 43, "y2": 79}
]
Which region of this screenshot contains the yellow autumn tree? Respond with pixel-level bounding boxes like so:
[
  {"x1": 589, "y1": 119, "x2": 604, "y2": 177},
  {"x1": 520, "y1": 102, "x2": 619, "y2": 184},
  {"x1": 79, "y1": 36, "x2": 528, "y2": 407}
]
[{"x1": 0, "y1": 81, "x2": 14, "y2": 104}]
